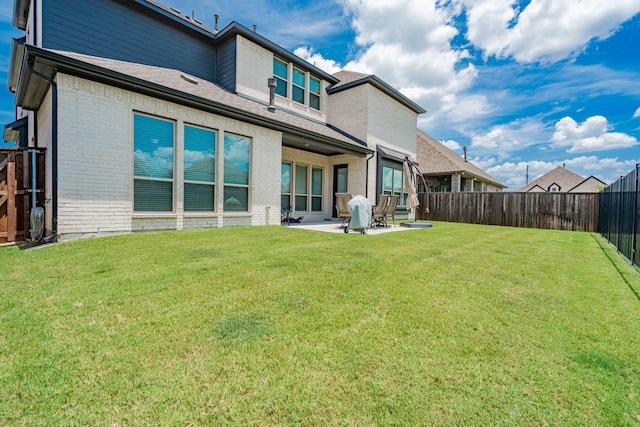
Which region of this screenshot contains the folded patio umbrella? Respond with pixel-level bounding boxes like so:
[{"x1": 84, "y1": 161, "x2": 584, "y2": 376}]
[{"x1": 404, "y1": 160, "x2": 420, "y2": 210}]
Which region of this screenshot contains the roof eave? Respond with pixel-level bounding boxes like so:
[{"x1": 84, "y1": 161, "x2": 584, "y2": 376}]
[
  {"x1": 8, "y1": 37, "x2": 26, "y2": 93},
  {"x1": 122, "y1": 3, "x2": 339, "y2": 84},
  {"x1": 129, "y1": 0, "x2": 217, "y2": 37},
  {"x1": 423, "y1": 169, "x2": 506, "y2": 188},
  {"x1": 15, "y1": 51, "x2": 56, "y2": 110},
  {"x1": 327, "y1": 75, "x2": 426, "y2": 114},
  {"x1": 12, "y1": 0, "x2": 29, "y2": 30}
]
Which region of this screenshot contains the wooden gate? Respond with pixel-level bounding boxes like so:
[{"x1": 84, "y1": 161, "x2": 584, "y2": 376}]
[{"x1": 0, "y1": 148, "x2": 46, "y2": 244}]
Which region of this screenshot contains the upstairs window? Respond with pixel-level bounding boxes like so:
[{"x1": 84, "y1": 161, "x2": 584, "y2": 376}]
[
  {"x1": 292, "y1": 67, "x2": 306, "y2": 105},
  {"x1": 273, "y1": 58, "x2": 321, "y2": 111},
  {"x1": 309, "y1": 77, "x2": 321, "y2": 110},
  {"x1": 273, "y1": 58, "x2": 288, "y2": 97}
]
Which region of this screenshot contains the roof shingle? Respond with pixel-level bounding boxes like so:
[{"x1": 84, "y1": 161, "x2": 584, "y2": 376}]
[{"x1": 416, "y1": 129, "x2": 506, "y2": 188}]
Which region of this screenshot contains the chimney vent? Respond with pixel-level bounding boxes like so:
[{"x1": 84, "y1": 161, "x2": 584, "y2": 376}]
[
  {"x1": 253, "y1": 24, "x2": 257, "y2": 32},
  {"x1": 267, "y1": 78, "x2": 277, "y2": 112},
  {"x1": 463, "y1": 146, "x2": 468, "y2": 161},
  {"x1": 214, "y1": 14, "x2": 219, "y2": 31}
]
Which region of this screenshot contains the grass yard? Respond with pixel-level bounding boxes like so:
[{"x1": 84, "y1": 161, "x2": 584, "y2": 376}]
[{"x1": 1, "y1": 222, "x2": 639, "y2": 426}]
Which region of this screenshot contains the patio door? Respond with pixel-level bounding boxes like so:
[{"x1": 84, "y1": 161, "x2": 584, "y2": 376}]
[{"x1": 332, "y1": 164, "x2": 348, "y2": 218}]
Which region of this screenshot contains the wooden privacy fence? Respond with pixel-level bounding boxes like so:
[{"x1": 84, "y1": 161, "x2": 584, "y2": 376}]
[
  {"x1": 416, "y1": 192, "x2": 599, "y2": 232},
  {"x1": 0, "y1": 148, "x2": 46, "y2": 244}
]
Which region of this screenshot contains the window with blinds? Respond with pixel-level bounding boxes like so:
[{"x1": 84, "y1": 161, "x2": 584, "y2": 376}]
[
  {"x1": 184, "y1": 125, "x2": 216, "y2": 211},
  {"x1": 133, "y1": 114, "x2": 174, "y2": 212},
  {"x1": 294, "y1": 164, "x2": 308, "y2": 211},
  {"x1": 223, "y1": 134, "x2": 251, "y2": 211},
  {"x1": 283, "y1": 162, "x2": 323, "y2": 212},
  {"x1": 281, "y1": 162, "x2": 292, "y2": 210}
]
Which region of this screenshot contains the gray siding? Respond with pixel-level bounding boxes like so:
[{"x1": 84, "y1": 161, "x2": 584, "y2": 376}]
[
  {"x1": 42, "y1": 0, "x2": 217, "y2": 82},
  {"x1": 216, "y1": 38, "x2": 236, "y2": 93}
]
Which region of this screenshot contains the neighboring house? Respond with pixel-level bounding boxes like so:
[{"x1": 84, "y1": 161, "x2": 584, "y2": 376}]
[
  {"x1": 5, "y1": 0, "x2": 425, "y2": 241},
  {"x1": 518, "y1": 166, "x2": 606, "y2": 193},
  {"x1": 416, "y1": 130, "x2": 506, "y2": 192}
]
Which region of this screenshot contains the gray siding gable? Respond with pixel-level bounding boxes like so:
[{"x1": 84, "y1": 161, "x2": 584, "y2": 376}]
[
  {"x1": 42, "y1": 0, "x2": 217, "y2": 83},
  {"x1": 216, "y1": 38, "x2": 236, "y2": 93}
]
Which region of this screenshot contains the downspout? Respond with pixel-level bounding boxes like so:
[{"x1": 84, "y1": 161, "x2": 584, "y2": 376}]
[
  {"x1": 365, "y1": 151, "x2": 375, "y2": 199},
  {"x1": 26, "y1": 60, "x2": 57, "y2": 241}
]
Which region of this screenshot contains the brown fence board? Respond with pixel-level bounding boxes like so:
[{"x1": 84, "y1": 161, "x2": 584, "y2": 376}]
[
  {"x1": 417, "y1": 192, "x2": 599, "y2": 232},
  {"x1": 0, "y1": 148, "x2": 46, "y2": 244}
]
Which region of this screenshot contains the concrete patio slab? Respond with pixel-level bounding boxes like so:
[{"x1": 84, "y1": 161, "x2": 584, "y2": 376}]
[{"x1": 282, "y1": 221, "x2": 433, "y2": 234}]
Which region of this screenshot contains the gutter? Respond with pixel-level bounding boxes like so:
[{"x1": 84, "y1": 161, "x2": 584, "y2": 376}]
[
  {"x1": 365, "y1": 151, "x2": 375, "y2": 199},
  {"x1": 25, "y1": 59, "x2": 58, "y2": 240}
]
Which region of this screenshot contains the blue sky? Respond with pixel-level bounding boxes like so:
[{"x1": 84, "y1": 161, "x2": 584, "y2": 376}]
[{"x1": 1, "y1": 0, "x2": 639, "y2": 189}]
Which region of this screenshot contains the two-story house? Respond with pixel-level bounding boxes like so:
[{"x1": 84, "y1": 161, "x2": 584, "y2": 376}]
[{"x1": 6, "y1": 0, "x2": 425, "y2": 241}]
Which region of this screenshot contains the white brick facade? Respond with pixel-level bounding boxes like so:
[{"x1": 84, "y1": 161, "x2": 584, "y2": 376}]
[
  {"x1": 235, "y1": 35, "x2": 329, "y2": 123},
  {"x1": 52, "y1": 73, "x2": 283, "y2": 241}
]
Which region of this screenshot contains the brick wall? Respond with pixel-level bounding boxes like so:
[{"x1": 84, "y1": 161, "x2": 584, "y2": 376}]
[
  {"x1": 366, "y1": 85, "x2": 417, "y2": 156},
  {"x1": 54, "y1": 73, "x2": 282, "y2": 240}
]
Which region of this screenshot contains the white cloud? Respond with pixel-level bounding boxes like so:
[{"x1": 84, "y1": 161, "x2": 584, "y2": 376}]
[
  {"x1": 338, "y1": 0, "x2": 478, "y2": 122},
  {"x1": 461, "y1": 0, "x2": 640, "y2": 63},
  {"x1": 441, "y1": 139, "x2": 462, "y2": 151},
  {"x1": 485, "y1": 156, "x2": 639, "y2": 189},
  {"x1": 633, "y1": 107, "x2": 640, "y2": 118},
  {"x1": 293, "y1": 47, "x2": 342, "y2": 74},
  {"x1": 469, "y1": 117, "x2": 550, "y2": 159},
  {"x1": 551, "y1": 115, "x2": 639, "y2": 153},
  {"x1": 486, "y1": 159, "x2": 555, "y2": 189}
]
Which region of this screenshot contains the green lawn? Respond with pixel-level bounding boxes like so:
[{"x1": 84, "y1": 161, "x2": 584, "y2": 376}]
[{"x1": 1, "y1": 222, "x2": 639, "y2": 426}]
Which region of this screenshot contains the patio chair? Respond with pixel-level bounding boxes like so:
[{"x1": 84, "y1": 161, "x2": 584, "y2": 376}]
[
  {"x1": 371, "y1": 194, "x2": 390, "y2": 228},
  {"x1": 384, "y1": 195, "x2": 399, "y2": 227},
  {"x1": 335, "y1": 193, "x2": 352, "y2": 228}
]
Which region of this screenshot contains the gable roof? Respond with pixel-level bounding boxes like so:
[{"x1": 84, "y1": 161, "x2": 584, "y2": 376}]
[
  {"x1": 328, "y1": 70, "x2": 426, "y2": 115},
  {"x1": 416, "y1": 129, "x2": 506, "y2": 188},
  {"x1": 567, "y1": 175, "x2": 608, "y2": 192},
  {"x1": 17, "y1": 46, "x2": 372, "y2": 157},
  {"x1": 518, "y1": 166, "x2": 585, "y2": 192}
]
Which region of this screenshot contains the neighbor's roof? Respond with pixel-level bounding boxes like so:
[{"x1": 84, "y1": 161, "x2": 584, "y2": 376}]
[
  {"x1": 17, "y1": 46, "x2": 372, "y2": 157},
  {"x1": 416, "y1": 129, "x2": 506, "y2": 188},
  {"x1": 518, "y1": 166, "x2": 585, "y2": 192},
  {"x1": 328, "y1": 70, "x2": 426, "y2": 115}
]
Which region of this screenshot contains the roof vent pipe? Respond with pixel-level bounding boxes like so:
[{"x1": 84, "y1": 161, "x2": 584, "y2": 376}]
[
  {"x1": 253, "y1": 24, "x2": 257, "y2": 32},
  {"x1": 214, "y1": 14, "x2": 219, "y2": 31},
  {"x1": 463, "y1": 146, "x2": 468, "y2": 162},
  {"x1": 267, "y1": 78, "x2": 277, "y2": 112}
]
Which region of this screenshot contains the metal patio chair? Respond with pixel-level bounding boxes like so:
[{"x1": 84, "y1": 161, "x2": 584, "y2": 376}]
[
  {"x1": 335, "y1": 193, "x2": 352, "y2": 228},
  {"x1": 371, "y1": 194, "x2": 390, "y2": 228}
]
